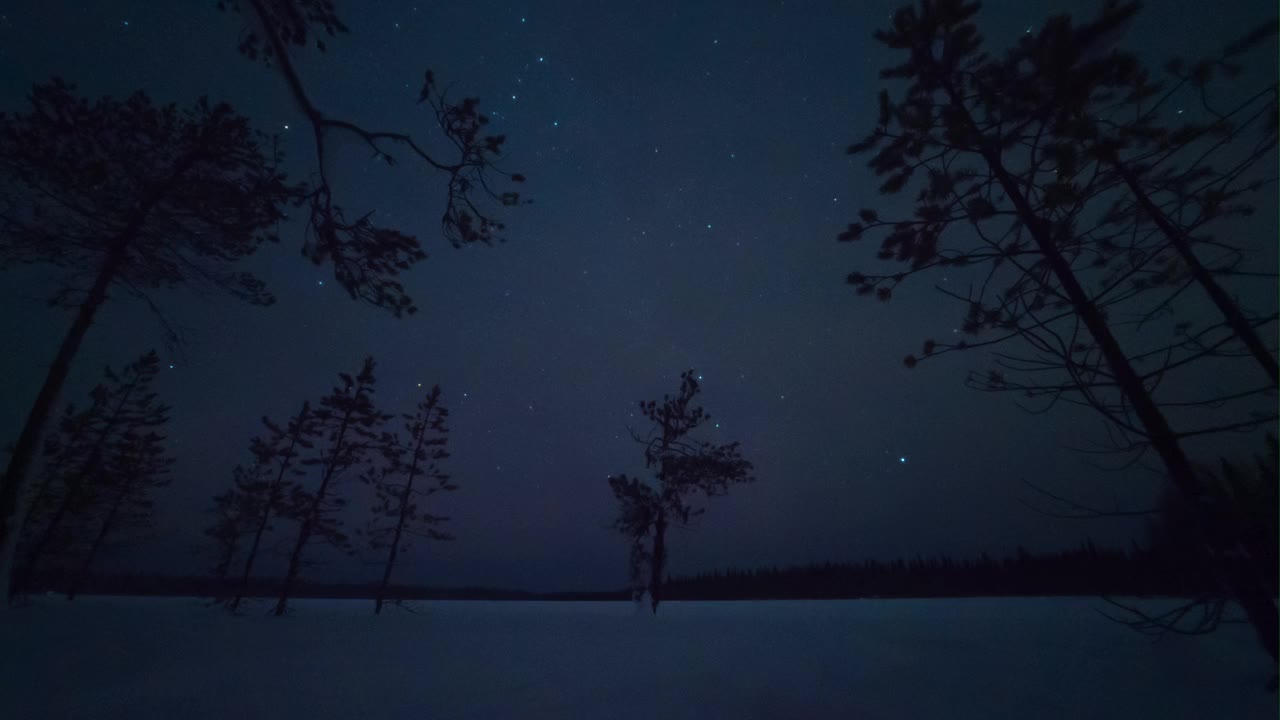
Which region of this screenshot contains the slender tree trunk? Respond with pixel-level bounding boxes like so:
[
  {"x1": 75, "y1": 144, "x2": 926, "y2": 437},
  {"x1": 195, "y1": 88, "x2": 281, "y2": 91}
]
[
  {"x1": 0, "y1": 236, "x2": 132, "y2": 604},
  {"x1": 978, "y1": 137, "x2": 1279, "y2": 663},
  {"x1": 274, "y1": 504, "x2": 316, "y2": 616},
  {"x1": 16, "y1": 472, "x2": 90, "y2": 598},
  {"x1": 374, "y1": 524, "x2": 402, "y2": 615},
  {"x1": 66, "y1": 483, "x2": 128, "y2": 601},
  {"x1": 376, "y1": 430, "x2": 426, "y2": 615},
  {"x1": 1108, "y1": 157, "x2": 1278, "y2": 385},
  {"x1": 275, "y1": 409, "x2": 355, "y2": 617},
  {"x1": 649, "y1": 509, "x2": 667, "y2": 615},
  {"x1": 233, "y1": 404, "x2": 308, "y2": 612},
  {"x1": 375, "y1": 482, "x2": 413, "y2": 615},
  {"x1": 14, "y1": 377, "x2": 140, "y2": 599},
  {"x1": 232, "y1": 492, "x2": 275, "y2": 612}
]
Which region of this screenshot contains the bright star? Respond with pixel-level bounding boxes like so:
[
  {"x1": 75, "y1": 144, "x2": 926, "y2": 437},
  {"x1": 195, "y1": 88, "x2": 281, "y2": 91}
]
[{"x1": 899, "y1": 456, "x2": 907, "y2": 463}]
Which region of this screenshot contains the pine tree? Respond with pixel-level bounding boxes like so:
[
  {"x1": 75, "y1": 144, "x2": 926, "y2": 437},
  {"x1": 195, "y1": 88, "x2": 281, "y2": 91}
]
[
  {"x1": 218, "y1": 403, "x2": 316, "y2": 611},
  {"x1": 363, "y1": 385, "x2": 455, "y2": 614},
  {"x1": 608, "y1": 371, "x2": 754, "y2": 613},
  {"x1": 14, "y1": 352, "x2": 169, "y2": 597},
  {"x1": 838, "y1": 0, "x2": 1278, "y2": 662},
  {"x1": 275, "y1": 358, "x2": 391, "y2": 615},
  {"x1": 0, "y1": 83, "x2": 296, "y2": 601}
]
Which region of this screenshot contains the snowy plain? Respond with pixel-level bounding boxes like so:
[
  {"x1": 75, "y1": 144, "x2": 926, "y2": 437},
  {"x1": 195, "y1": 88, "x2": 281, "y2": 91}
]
[{"x1": 0, "y1": 595, "x2": 1273, "y2": 719}]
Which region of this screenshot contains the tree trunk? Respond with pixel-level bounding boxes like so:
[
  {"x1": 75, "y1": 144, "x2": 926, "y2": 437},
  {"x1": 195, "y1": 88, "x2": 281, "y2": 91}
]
[
  {"x1": 0, "y1": 236, "x2": 132, "y2": 604},
  {"x1": 275, "y1": 407, "x2": 355, "y2": 617},
  {"x1": 66, "y1": 482, "x2": 128, "y2": 601},
  {"x1": 979, "y1": 137, "x2": 1279, "y2": 664},
  {"x1": 234, "y1": 404, "x2": 308, "y2": 612},
  {"x1": 376, "y1": 429, "x2": 426, "y2": 615},
  {"x1": 375, "y1": 483, "x2": 412, "y2": 616},
  {"x1": 649, "y1": 509, "x2": 667, "y2": 615},
  {"x1": 1108, "y1": 156, "x2": 1278, "y2": 386},
  {"x1": 14, "y1": 375, "x2": 142, "y2": 599}
]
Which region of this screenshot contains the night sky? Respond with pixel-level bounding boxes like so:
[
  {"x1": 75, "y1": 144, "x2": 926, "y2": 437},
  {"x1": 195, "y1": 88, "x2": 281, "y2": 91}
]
[{"x1": 0, "y1": 0, "x2": 1275, "y2": 592}]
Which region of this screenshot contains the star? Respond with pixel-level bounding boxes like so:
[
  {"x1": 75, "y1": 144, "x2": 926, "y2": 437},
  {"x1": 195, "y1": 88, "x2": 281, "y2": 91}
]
[{"x1": 899, "y1": 456, "x2": 907, "y2": 463}]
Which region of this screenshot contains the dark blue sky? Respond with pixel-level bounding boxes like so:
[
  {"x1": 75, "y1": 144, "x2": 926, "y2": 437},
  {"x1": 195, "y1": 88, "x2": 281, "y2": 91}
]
[{"x1": 1, "y1": 0, "x2": 1275, "y2": 591}]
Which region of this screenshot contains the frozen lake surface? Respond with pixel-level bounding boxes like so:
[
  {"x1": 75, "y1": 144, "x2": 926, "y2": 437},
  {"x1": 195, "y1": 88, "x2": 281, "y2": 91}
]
[{"x1": 0, "y1": 596, "x2": 1272, "y2": 718}]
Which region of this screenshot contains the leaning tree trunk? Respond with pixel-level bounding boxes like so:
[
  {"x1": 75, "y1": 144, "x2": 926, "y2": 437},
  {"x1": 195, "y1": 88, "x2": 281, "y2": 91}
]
[
  {"x1": 373, "y1": 471, "x2": 419, "y2": 609},
  {"x1": 974, "y1": 133, "x2": 1280, "y2": 663},
  {"x1": 274, "y1": 412, "x2": 354, "y2": 617},
  {"x1": 233, "y1": 405, "x2": 308, "y2": 612},
  {"x1": 649, "y1": 509, "x2": 667, "y2": 615},
  {"x1": 0, "y1": 234, "x2": 133, "y2": 604},
  {"x1": 1107, "y1": 156, "x2": 1279, "y2": 386},
  {"x1": 374, "y1": 508, "x2": 407, "y2": 615},
  {"x1": 15, "y1": 376, "x2": 141, "y2": 599},
  {"x1": 65, "y1": 481, "x2": 128, "y2": 601}
]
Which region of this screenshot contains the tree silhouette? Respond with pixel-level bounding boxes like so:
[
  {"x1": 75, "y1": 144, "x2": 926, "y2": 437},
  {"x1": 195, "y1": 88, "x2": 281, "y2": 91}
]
[
  {"x1": 275, "y1": 357, "x2": 392, "y2": 615},
  {"x1": 0, "y1": 83, "x2": 297, "y2": 601},
  {"x1": 12, "y1": 397, "x2": 106, "y2": 597},
  {"x1": 3, "y1": 1, "x2": 530, "y2": 605},
  {"x1": 220, "y1": 0, "x2": 528, "y2": 315},
  {"x1": 212, "y1": 402, "x2": 317, "y2": 611},
  {"x1": 608, "y1": 371, "x2": 753, "y2": 613},
  {"x1": 1104, "y1": 436, "x2": 1280, "y2": 642},
  {"x1": 205, "y1": 465, "x2": 263, "y2": 587},
  {"x1": 65, "y1": 384, "x2": 174, "y2": 600},
  {"x1": 363, "y1": 384, "x2": 455, "y2": 614},
  {"x1": 14, "y1": 352, "x2": 171, "y2": 598},
  {"x1": 839, "y1": 0, "x2": 1278, "y2": 663}
]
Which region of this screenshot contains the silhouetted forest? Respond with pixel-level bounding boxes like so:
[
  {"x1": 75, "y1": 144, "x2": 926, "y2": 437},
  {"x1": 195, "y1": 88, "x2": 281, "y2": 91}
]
[{"x1": 18, "y1": 536, "x2": 1275, "y2": 603}]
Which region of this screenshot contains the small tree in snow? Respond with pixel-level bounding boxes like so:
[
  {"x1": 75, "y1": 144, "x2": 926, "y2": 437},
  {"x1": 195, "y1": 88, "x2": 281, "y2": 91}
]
[{"x1": 608, "y1": 371, "x2": 754, "y2": 614}]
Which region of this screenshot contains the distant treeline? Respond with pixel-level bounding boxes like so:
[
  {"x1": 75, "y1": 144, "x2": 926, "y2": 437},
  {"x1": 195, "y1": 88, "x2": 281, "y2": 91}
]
[
  {"x1": 20, "y1": 539, "x2": 1273, "y2": 603},
  {"x1": 17, "y1": 573, "x2": 628, "y2": 602},
  {"x1": 662, "y1": 541, "x2": 1275, "y2": 600}
]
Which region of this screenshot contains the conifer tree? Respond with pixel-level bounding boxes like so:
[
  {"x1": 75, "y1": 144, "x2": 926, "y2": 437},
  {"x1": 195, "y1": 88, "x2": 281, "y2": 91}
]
[
  {"x1": 275, "y1": 358, "x2": 391, "y2": 615},
  {"x1": 14, "y1": 352, "x2": 169, "y2": 597},
  {"x1": 608, "y1": 371, "x2": 753, "y2": 613},
  {"x1": 363, "y1": 385, "x2": 454, "y2": 614},
  {"x1": 838, "y1": 0, "x2": 1278, "y2": 662},
  {"x1": 0, "y1": 83, "x2": 296, "y2": 600}
]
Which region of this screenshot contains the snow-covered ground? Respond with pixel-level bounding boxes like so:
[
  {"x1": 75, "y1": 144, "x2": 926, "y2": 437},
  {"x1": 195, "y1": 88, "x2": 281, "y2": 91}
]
[{"x1": 0, "y1": 596, "x2": 1272, "y2": 718}]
